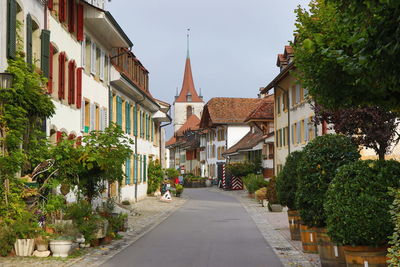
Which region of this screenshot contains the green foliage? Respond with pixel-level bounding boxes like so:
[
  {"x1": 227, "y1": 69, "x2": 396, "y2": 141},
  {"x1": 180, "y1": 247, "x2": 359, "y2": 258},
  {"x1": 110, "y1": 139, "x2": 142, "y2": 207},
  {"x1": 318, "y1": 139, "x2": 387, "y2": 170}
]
[
  {"x1": 0, "y1": 224, "x2": 16, "y2": 256},
  {"x1": 226, "y1": 162, "x2": 257, "y2": 177},
  {"x1": 243, "y1": 173, "x2": 268, "y2": 194},
  {"x1": 266, "y1": 177, "x2": 278, "y2": 204},
  {"x1": 294, "y1": 0, "x2": 400, "y2": 111},
  {"x1": 296, "y1": 134, "x2": 360, "y2": 227},
  {"x1": 276, "y1": 151, "x2": 304, "y2": 210},
  {"x1": 325, "y1": 160, "x2": 400, "y2": 247},
  {"x1": 388, "y1": 188, "x2": 400, "y2": 266},
  {"x1": 0, "y1": 52, "x2": 55, "y2": 181},
  {"x1": 107, "y1": 213, "x2": 128, "y2": 234},
  {"x1": 13, "y1": 217, "x2": 41, "y2": 239},
  {"x1": 165, "y1": 168, "x2": 179, "y2": 178},
  {"x1": 43, "y1": 194, "x2": 67, "y2": 222},
  {"x1": 65, "y1": 200, "x2": 101, "y2": 242},
  {"x1": 147, "y1": 160, "x2": 164, "y2": 194},
  {"x1": 49, "y1": 124, "x2": 133, "y2": 201},
  {"x1": 50, "y1": 222, "x2": 79, "y2": 241},
  {"x1": 175, "y1": 184, "x2": 184, "y2": 193}
]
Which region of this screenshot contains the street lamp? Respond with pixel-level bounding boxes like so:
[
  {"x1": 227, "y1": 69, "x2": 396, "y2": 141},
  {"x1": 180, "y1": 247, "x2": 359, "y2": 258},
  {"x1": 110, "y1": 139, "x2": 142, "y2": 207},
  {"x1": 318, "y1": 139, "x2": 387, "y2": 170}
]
[{"x1": 0, "y1": 73, "x2": 13, "y2": 89}]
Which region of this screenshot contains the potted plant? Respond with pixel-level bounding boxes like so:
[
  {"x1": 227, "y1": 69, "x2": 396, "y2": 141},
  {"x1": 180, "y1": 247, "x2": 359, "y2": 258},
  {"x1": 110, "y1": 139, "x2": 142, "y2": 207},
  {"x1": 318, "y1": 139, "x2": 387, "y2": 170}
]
[
  {"x1": 13, "y1": 218, "x2": 41, "y2": 257},
  {"x1": 276, "y1": 151, "x2": 304, "y2": 241},
  {"x1": 296, "y1": 134, "x2": 359, "y2": 258},
  {"x1": 325, "y1": 160, "x2": 400, "y2": 267},
  {"x1": 49, "y1": 223, "x2": 79, "y2": 257},
  {"x1": 266, "y1": 177, "x2": 282, "y2": 212},
  {"x1": 0, "y1": 224, "x2": 16, "y2": 257},
  {"x1": 255, "y1": 187, "x2": 267, "y2": 205},
  {"x1": 175, "y1": 184, "x2": 184, "y2": 197}
]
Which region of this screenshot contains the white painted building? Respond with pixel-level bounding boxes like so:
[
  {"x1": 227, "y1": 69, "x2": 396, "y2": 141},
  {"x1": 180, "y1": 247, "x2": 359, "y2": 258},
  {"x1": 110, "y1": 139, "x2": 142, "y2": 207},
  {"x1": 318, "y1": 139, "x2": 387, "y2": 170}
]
[{"x1": 199, "y1": 97, "x2": 266, "y2": 179}]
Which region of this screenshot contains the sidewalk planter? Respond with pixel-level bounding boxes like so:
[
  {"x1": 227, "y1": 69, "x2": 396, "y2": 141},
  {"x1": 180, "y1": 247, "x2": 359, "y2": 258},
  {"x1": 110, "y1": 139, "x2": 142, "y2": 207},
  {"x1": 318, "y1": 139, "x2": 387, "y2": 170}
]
[
  {"x1": 205, "y1": 179, "x2": 212, "y2": 187},
  {"x1": 316, "y1": 228, "x2": 346, "y2": 267},
  {"x1": 269, "y1": 203, "x2": 283, "y2": 212},
  {"x1": 343, "y1": 246, "x2": 387, "y2": 267},
  {"x1": 49, "y1": 240, "x2": 73, "y2": 257},
  {"x1": 300, "y1": 224, "x2": 318, "y2": 253},
  {"x1": 287, "y1": 210, "x2": 301, "y2": 241},
  {"x1": 34, "y1": 237, "x2": 49, "y2": 252},
  {"x1": 14, "y1": 239, "x2": 35, "y2": 256}
]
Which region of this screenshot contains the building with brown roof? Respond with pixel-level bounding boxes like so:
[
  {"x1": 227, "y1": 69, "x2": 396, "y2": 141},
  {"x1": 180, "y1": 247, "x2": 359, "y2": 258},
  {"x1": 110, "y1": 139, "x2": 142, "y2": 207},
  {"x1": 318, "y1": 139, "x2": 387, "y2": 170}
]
[
  {"x1": 261, "y1": 45, "x2": 322, "y2": 174},
  {"x1": 222, "y1": 96, "x2": 275, "y2": 178},
  {"x1": 198, "y1": 97, "x2": 266, "y2": 179},
  {"x1": 166, "y1": 114, "x2": 202, "y2": 175}
]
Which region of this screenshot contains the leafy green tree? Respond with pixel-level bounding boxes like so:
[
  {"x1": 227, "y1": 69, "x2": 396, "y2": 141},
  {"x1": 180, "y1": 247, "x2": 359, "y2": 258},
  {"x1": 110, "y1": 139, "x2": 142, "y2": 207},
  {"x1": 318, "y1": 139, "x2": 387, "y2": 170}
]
[
  {"x1": 50, "y1": 124, "x2": 133, "y2": 202},
  {"x1": 147, "y1": 160, "x2": 164, "y2": 194},
  {"x1": 294, "y1": 0, "x2": 400, "y2": 110}
]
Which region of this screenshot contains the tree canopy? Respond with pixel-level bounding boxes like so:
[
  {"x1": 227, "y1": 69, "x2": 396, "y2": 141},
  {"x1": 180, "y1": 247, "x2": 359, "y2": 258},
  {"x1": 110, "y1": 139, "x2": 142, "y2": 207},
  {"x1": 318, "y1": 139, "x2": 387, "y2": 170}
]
[{"x1": 294, "y1": 0, "x2": 400, "y2": 110}]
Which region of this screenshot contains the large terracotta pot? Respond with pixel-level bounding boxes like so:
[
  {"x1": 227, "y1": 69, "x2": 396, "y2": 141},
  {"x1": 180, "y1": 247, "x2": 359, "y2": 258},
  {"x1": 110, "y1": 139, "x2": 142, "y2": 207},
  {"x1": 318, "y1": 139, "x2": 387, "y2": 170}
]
[
  {"x1": 287, "y1": 210, "x2": 301, "y2": 241},
  {"x1": 343, "y1": 246, "x2": 388, "y2": 267},
  {"x1": 300, "y1": 224, "x2": 318, "y2": 253},
  {"x1": 316, "y1": 228, "x2": 346, "y2": 267}
]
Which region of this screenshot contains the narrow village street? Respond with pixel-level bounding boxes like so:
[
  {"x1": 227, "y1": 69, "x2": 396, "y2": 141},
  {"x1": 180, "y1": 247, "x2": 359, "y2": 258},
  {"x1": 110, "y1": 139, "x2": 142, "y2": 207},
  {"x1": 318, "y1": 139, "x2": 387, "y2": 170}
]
[{"x1": 102, "y1": 188, "x2": 283, "y2": 267}]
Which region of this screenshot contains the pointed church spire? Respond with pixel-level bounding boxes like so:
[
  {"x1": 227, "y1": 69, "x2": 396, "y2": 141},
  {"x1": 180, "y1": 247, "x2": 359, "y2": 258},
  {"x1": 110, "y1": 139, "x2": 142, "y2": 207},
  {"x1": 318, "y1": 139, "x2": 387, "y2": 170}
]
[
  {"x1": 187, "y1": 28, "x2": 190, "y2": 58},
  {"x1": 175, "y1": 30, "x2": 204, "y2": 103}
]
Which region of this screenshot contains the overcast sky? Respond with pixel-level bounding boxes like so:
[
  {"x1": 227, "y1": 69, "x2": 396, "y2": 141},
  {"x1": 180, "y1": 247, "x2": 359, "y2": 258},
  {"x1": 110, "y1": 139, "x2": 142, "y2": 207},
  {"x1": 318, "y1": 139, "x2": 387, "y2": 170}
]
[{"x1": 106, "y1": 0, "x2": 310, "y2": 136}]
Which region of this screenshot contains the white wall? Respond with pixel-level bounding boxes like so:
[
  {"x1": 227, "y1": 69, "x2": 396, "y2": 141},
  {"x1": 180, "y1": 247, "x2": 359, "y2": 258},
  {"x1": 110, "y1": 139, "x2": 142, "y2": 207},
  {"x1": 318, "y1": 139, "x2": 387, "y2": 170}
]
[
  {"x1": 173, "y1": 101, "x2": 204, "y2": 132},
  {"x1": 1, "y1": 0, "x2": 45, "y2": 71},
  {"x1": 227, "y1": 125, "x2": 250, "y2": 149}
]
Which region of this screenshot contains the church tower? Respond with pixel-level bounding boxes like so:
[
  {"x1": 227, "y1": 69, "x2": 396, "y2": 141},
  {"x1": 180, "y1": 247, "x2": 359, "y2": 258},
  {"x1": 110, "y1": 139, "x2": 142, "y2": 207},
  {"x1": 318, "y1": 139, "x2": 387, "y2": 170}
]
[{"x1": 173, "y1": 31, "x2": 204, "y2": 132}]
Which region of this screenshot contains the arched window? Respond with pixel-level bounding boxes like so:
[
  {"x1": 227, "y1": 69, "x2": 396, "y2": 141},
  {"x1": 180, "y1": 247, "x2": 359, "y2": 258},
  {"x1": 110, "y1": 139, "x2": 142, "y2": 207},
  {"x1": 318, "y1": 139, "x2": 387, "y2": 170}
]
[{"x1": 186, "y1": 105, "x2": 193, "y2": 119}]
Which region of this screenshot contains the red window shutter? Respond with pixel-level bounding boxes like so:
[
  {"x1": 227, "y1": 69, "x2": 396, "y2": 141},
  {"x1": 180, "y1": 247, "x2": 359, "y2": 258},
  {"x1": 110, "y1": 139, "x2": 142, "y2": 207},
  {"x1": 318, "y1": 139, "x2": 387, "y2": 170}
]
[
  {"x1": 68, "y1": 60, "x2": 75, "y2": 105},
  {"x1": 58, "y1": 52, "x2": 64, "y2": 100},
  {"x1": 56, "y1": 131, "x2": 62, "y2": 143},
  {"x1": 59, "y1": 0, "x2": 66, "y2": 22},
  {"x1": 76, "y1": 4, "x2": 84, "y2": 41},
  {"x1": 68, "y1": 0, "x2": 75, "y2": 33},
  {"x1": 48, "y1": 0, "x2": 53, "y2": 10},
  {"x1": 48, "y1": 44, "x2": 54, "y2": 93},
  {"x1": 76, "y1": 67, "x2": 82, "y2": 108}
]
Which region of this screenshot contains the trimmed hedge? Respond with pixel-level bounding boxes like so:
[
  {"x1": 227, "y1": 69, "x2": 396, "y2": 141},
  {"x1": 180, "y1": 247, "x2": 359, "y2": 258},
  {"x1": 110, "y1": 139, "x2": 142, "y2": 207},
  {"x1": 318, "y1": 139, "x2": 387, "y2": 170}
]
[
  {"x1": 325, "y1": 160, "x2": 400, "y2": 246},
  {"x1": 276, "y1": 151, "x2": 304, "y2": 210},
  {"x1": 388, "y1": 188, "x2": 400, "y2": 266},
  {"x1": 296, "y1": 134, "x2": 360, "y2": 227}
]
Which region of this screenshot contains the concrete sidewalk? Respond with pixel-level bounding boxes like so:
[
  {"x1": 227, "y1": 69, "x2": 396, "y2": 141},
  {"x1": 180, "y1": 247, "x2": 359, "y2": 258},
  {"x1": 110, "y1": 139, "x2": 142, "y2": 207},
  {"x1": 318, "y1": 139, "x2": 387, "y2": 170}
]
[
  {"x1": 0, "y1": 195, "x2": 187, "y2": 267},
  {"x1": 216, "y1": 188, "x2": 320, "y2": 267}
]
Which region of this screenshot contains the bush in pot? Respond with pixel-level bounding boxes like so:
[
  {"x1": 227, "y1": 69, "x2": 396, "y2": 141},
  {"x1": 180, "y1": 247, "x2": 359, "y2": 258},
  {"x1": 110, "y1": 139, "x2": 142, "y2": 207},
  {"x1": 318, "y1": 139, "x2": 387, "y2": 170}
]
[
  {"x1": 296, "y1": 134, "x2": 360, "y2": 228},
  {"x1": 242, "y1": 174, "x2": 268, "y2": 195},
  {"x1": 325, "y1": 160, "x2": 400, "y2": 266},
  {"x1": 276, "y1": 151, "x2": 304, "y2": 240},
  {"x1": 388, "y1": 188, "x2": 400, "y2": 266},
  {"x1": 49, "y1": 223, "x2": 79, "y2": 257},
  {"x1": 296, "y1": 134, "x2": 359, "y2": 258},
  {"x1": 266, "y1": 177, "x2": 282, "y2": 212}
]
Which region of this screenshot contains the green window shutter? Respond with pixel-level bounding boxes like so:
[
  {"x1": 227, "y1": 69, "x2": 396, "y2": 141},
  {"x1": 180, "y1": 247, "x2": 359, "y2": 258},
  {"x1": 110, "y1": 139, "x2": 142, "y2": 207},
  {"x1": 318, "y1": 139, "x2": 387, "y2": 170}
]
[
  {"x1": 134, "y1": 155, "x2": 137, "y2": 183},
  {"x1": 26, "y1": 14, "x2": 33, "y2": 67},
  {"x1": 125, "y1": 102, "x2": 131, "y2": 134},
  {"x1": 143, "y1": 155, "x2": 147, "y2": 182},
  {"x1": 125, "y1": 158, "x2": 131, "y2": 185},
  {"x1": 133, "y1": 104, "x2": 137, "y2": 136},
  {"x1": 109, "y1": 93, "x2": 113, "y2": 124},
  {"x1": 151, "y1": 119, "x2": 154, "y2": 142},
  {"x1": 117, "y1": 96, "x2": 122, "y2": 126},
  {"x1": 40, "y1": 30, "x2": 51, "y2": 78},
  {"x1": 7, "y1": 0, "x2": 17, "y2": 59}
]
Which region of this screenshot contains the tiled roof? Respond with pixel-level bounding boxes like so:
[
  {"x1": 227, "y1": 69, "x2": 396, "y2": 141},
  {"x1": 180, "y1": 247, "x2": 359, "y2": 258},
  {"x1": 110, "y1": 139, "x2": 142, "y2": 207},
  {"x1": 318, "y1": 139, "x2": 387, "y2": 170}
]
[
  {"x1": 200, "y1": 97, "x2": 265, "y2": 126},
  {"x1": 245, "y1": 95, "x2": 274, "y2": 122},
  {"x1": 166, "y1": 136, "x2": 176, "y2": 147},
  {"x1": 176, "y1": 115, "x2": 200, "y2": 136},
  {"x1": 223, "y1": 127, "x2": 264, "y2": 155},
  {"x1": 175, "y1": 57, "x2": 203, "y2": 103}
]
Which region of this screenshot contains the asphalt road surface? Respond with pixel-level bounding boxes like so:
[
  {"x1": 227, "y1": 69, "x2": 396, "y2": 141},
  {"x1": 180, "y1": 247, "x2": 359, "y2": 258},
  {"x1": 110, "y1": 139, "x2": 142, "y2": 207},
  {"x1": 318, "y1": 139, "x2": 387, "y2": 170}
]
[{"x1": 102, "y1": 188, "x2": 283, "y2": 267}]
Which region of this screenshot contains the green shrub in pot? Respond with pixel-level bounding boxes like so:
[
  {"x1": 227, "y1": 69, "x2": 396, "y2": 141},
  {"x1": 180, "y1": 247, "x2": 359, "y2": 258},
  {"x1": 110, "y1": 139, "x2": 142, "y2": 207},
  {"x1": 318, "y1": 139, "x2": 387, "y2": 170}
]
[
  {"x1": 325, "y1": 160, "x2": 400, "y2": 247},
  {"x1": 296, "y1": 134, "x2": 360, "y2": 227},
  {"x1": 242, "y1": 174, "x2": 268, "y2": 194},
  {"x1": 388, "y1": 188, "x2": 400, "y2": 266},
  {"x1": 276, "y1": 151, "x2": 304, "y2": 210}
]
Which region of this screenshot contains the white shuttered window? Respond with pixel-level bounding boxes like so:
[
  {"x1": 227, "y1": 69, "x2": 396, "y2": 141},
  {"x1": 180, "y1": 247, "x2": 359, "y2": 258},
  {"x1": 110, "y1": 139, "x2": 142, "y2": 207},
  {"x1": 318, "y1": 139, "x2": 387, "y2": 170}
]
[
  {"x1": 90, "y1": 42, "x2": 96, "y2": 74},
  {"x1": 100, "y1": 50, "x2": 105, "y2": 80}
]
